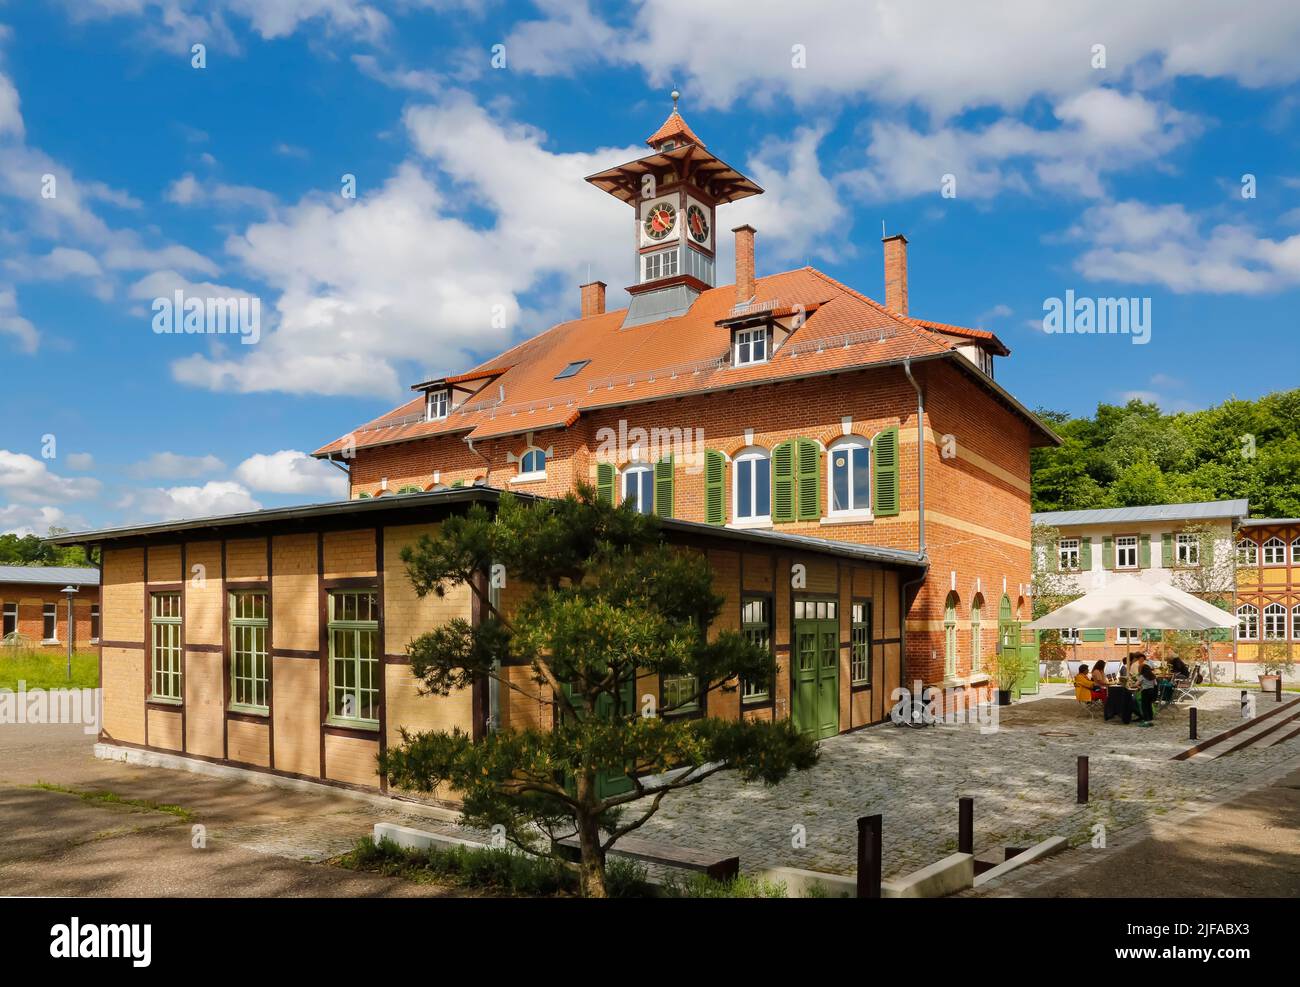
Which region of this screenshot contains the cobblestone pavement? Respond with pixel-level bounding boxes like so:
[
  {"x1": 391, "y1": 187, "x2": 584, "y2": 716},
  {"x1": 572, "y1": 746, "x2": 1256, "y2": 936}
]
[{"x1": 635, "y1": 685, "x2": 1300, "y2": 879}]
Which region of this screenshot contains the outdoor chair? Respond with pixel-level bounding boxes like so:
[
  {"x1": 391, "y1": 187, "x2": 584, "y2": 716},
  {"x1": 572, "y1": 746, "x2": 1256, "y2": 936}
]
[{"x1": 1171, "y1": 663, "x2": 1204, "y2": 705}]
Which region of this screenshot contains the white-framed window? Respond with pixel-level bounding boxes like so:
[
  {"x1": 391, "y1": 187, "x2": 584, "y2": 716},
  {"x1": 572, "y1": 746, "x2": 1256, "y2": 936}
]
[
  {"x1": 1058, "y1": 538, "x2": 1080, "y2": 571},
  {"x1": 1262, "y1": 537, "x2": 1286, "y2": 566},
  {"x1": 943, "y1": 594, "x2": 958, "y2": 679},
  {"x1": 643, "y1": 249, "x2": 678, "y2": 281},
  {"x1": 1175, "y1": 532, "x2": 1199, "y2": 566},
  {"x1": 1061, "y1": 627, "x2": 1081, "y2": 644},
  {"x1": 1116, "y1": 627, "x2": 1141, "y2": 645},
  {"x1": 1263, "y1": 603, "x2": 1287, "y2": 640},
  {"x1": 740, "y1": 596, "x2": 773, "y2": 702},
  {"x1": 1115, "y1": 535, "x2": 1138, "y2": 569},
  {"x1": 1237, "y1": 539, "x2": 1257, "y2": 566},
  {"x1": 733, "y1": 326, "x2": 767, "y2": 366},
  {"x1": 426, "y1": 389, "x2": 449, "y2": 421},
  {"x1": 970, "y1": 596, "x2": 983, "y2": 674},
  {"x1": 90, "y1": 604, "x2": 100, "y2": 642},
  {"x1": 42, "y1": 603, "x2": 57, "y2": 641},
  {"x1": 1293, "y1": 537, "x2": 1300, "y2": 564},
  {"x1": 517, "y1": 447, "x2": 547, "y2": 480},
  {"x1": 1293, "y1": 604, "x2": 1300, "y2": 641},
  {"x1": 623, "y1": 464, "x2": 654, "y2": 515},
  {"x1": 1237, "y1": 604, "x2": 1258, "y2": 641},
  {"x1": 1, "y1": 601, "x2": 15, "y2": 638},
  {"x1": 733, "y1": 448, "x2": 771, "y2": 522},
  {"x1": 826, "y1": 438, "x2": 870, "y2": 515}
]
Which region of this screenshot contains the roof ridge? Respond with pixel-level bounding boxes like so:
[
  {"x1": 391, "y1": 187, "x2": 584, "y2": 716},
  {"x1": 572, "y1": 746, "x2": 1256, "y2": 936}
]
[{"x1": 802, "y1": 267, "x2": 952, "y2": 357}]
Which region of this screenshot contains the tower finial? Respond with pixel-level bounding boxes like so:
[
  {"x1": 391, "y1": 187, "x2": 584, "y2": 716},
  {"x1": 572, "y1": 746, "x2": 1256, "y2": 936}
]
[{"x1": 671, "y1": 86, "x2": 680, "y2": 111}]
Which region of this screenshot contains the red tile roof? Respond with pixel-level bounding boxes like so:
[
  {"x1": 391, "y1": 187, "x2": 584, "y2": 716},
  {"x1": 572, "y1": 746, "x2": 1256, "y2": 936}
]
[
  {"x1": 914, "y1": 318, "x2": 1010, "y2": 356},
  {"x1": 646, "y1": 109, "x2": 705, "y2": 148},
  {"x1": 313, "y1": 267, "x2": 1054, "y2": 456}
]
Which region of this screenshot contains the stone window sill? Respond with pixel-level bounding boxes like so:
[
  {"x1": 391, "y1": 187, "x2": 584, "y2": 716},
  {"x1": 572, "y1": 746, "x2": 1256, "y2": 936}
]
[
  {"x1": 508, "y1": 472, "x2": 547, "y2": 485},
  {"x1": 822, "y1": 511, "x2": 873, "y2": 526},
  {"x1": 728, "y1": 519, "x2": 773, "y2": 530}
]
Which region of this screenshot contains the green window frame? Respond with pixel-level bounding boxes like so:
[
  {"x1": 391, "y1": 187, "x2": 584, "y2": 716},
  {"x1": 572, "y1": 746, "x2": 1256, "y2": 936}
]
[
  {"x1": 328, "y1": 589, "x2": 380, "y2": 727},
  {"x1": 970, "y1": 596, "x2": 983, "y2": 674},
  {"x1": 229, "y1": 591, "x2": 268, "y2": 712},
  {"x1": 943, "y1": 593, "x2": 958, "y2": 679},
  {"x1": 851, "y1": 600, "x2": 872, "y2": 686},
  {"x1": 150, "y1": 592, "x2": 182, "y2": 702},
  {"x1": 740, "y1": 595, "x2": 773, "y2": 702},
  {"x1": 662, "y1": 673, "x2": 698, "y2": 714}
]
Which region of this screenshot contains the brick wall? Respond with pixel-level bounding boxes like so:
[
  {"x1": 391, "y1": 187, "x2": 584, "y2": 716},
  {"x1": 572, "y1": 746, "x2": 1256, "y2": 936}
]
[{"x1": 0, "y1": 583, "x2": 99, "y2": 650}]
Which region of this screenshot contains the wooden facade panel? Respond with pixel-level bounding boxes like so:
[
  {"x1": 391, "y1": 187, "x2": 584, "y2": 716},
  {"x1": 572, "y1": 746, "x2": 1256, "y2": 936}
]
[
  {"x1": 272, "y1": 657, "x2": 319, "y2": 777},
  {"x1": 850, "y1": 688, "x2": 873, "y2": 728},
  {"x1": 227, "y1": 716, "x2": 271, "y2": 768},
  {"x1": 226, "y1": 538, "x2": 269, "y2": 581},
  {"x1": 501, "y1": 665, "x2": 553, "y2": 732},
  {"x1": 101, "y1": 646, "x2": 145, "y2": 744},
  {"x1": 101, "y1": 547, "x2": 144, "y2": 642},
  {"x1": 883, "y1": 641, "x2": 902, "y2": 708},
  {"x1": 147, "y1": 544, "x2": 182, "y2": 584},
  {"x1": 383, "y1": 524, "x2": 471, "y2": 655},
  {"x1": 272, "y1": 533, "x2": 318, "y2": 653},
  {"x1": 147, "y1": 707, "x2": 183, "y2": 752},
  {"x1": 742, "y1": 553, "x2": 773, "y2": 591},
  {"x1": 324, "y1": 529, "x2": 377, "y2": 579},
  {"x1": 325, "y1": 732, "x2": 380, "y2": 788},
  {"x1": 385, "y1": 664, "x2": 472, "y2": 742},
  {"x1": 883, "y1": 571, "x2": 901, "y2": 639},
  {"x1": 184, "y1": 652, "x2": 224, "y2": 758},
  {"x1": 184, "y1": 541, "x2": 223, "y2": 647}
]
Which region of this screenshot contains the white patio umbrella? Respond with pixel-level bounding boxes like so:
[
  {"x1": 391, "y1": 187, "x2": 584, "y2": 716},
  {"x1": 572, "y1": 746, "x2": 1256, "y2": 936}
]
[{"x1": 1027, "y1": 575, "x2": 1236, "y2": 631}]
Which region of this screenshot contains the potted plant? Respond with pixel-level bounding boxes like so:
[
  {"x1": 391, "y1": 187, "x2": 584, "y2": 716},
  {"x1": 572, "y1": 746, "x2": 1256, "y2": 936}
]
[
  {"x1": 1257, "y1": 641, "x2": 1294, "y2": 693},
  {"x1": 994, "y1": 651, "x2": 1028, "y2": 705}
]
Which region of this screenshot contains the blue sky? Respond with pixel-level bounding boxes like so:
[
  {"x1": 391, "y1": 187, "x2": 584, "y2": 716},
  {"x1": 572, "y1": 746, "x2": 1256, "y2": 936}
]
[{"x1": 2, "y1": 0, "x2": 1299, "y2": 534}]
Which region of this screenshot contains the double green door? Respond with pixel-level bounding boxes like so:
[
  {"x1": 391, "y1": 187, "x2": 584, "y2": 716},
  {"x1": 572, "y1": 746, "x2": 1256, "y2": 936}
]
[
  {"x1": 793, "y1": 615, "x2": 839, "y2": 739},
  {"x1": 563, "y1": 676, "x2": 636, "y2": 798}
]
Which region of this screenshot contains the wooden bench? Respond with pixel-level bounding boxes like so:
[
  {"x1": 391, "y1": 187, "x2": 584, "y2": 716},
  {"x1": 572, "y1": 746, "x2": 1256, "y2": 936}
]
[{"x1": 556, "y1": 834, "x2": 739, "y2": 881}]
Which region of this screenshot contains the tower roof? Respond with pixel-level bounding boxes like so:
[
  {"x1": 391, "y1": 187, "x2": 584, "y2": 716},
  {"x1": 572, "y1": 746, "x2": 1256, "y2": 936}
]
[{"x1": 646, "y1": 108, "x2": 705, "y2": 149}]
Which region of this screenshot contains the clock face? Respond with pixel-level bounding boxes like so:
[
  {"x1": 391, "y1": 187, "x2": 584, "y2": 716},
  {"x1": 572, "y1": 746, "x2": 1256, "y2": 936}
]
[
  {"x1": 644, "y1": 202, "x2": 677, "y2": 240},
  {"x1": 687, "y1": 204, "x2": 710, "y2": 244}
]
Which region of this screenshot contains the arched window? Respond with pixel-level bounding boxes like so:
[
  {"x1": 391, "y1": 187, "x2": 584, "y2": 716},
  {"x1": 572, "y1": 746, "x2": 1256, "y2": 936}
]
[
  {"x1": 1262, "y1": 537, "x2": 1286, "y2": 566},
  {"x1": 944, "y1": 593, "x2": 959, "y2": 678},
  {"x1": 519, "y1": 447, "x2": 547, "y2": 478},
  {"x1": 1237, "y1": 539, "x2": 1258, "y2": 566},
  {"x1": 1237, "y1": 604, "x2": 1258, "y2": 641},
  {"x1": 733, "y1": 447, "x2": 771, "y2": 522},
  {"x1": 970, "y1": 594, "x2": 984, "y2": 674},
  {"x1": 1292, "y1": 537, "x2": 1300, "y2": 564},
  {"x1": 1293, "y1": 604, "x2": 1300, "y2": 641},
  {"x1": 623, "y1": 464, "x2": 654, "y2": 515},
  {"x1": 827, "y1": 437, "x2": 870, "y2": 515},
  {"x1": 1263, "y1": 603, "x2": 1287, "y2": 640}
]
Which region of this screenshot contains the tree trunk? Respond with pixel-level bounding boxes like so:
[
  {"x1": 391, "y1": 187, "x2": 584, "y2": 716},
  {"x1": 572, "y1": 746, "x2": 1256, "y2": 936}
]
[{"x1": 574, "y1": 774, "x2": 607, "y2": 898}]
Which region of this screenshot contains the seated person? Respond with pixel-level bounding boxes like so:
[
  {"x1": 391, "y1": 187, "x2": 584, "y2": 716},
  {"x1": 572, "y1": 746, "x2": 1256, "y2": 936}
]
[
  {"x1": 1169, "y1": 655, "x2": 1191, "y2": 679},
  {"x1": 1090, "y1": 660, "x2": 1110, "y2": 700},
  {"x1": 1073, "y1": 664, "x2": 1096, "y2": 702}
]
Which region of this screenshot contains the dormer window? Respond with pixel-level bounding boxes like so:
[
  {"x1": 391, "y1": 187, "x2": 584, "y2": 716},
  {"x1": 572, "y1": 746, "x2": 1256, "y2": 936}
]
[
  {"x1": 426, "y1": 389, "x2": 449, "y2": 421},
  {"x1": 733, "y1": 326, "x2": 767, "y2": 366},
  {"x1": 643, "y1": 249, "x2": 678, "y2": 282}
]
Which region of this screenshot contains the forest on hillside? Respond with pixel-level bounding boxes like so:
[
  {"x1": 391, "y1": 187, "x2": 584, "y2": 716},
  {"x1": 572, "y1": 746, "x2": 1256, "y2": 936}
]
[{"x1": 1031, "y1": 388, "x2": 1300, "y2": 517}]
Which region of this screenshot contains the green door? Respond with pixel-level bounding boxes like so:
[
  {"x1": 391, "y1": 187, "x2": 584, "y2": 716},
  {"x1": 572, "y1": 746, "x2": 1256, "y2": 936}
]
[
  {"x1": 563, "y1": 675, "x2": 636, "y2": 798},
  {"x1": 793, "y1": 607, "x2": 839, "y2": 740},
  {"x1": 1017, "y1": 629, "x2": 1041, "y2": 696}
]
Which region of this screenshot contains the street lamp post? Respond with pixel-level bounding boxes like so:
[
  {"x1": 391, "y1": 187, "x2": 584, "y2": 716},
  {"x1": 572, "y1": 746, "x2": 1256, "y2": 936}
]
[{"x1": 60, "y1": 585, "x2": 78, "y2": 682}]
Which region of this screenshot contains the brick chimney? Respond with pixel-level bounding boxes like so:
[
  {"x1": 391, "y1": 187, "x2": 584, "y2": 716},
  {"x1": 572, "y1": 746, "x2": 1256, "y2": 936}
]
[
  {"x1": 882, "y1": 233, "x2": 908, "y2": 315},
  {"x1": 733, "y1": 225, "x2": 756, "y2": 303},
  {"x1": 580, "y1": 280, "x2": 606, "y2": 318}
]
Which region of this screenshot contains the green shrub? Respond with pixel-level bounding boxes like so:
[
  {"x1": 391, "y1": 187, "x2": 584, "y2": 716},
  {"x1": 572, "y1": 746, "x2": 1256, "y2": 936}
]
[{"x1": 662, "y1": 872, "x2": 787, "y2": 898}]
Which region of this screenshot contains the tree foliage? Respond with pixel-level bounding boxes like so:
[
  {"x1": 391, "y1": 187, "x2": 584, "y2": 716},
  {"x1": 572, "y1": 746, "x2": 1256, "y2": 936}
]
[
  {"x1": 0, "y1": 529, "x2": 93, "y2": 567},
  {"x1": 379, "y1": 486, "x2": 818, "y2": 897},
  {"x1": 1031, "y1": 389, "x2": 1300, "y2": 516}
]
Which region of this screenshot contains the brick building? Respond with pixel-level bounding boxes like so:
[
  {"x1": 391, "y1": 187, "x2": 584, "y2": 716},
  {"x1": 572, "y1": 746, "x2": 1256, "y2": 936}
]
[
  {"x1": 0, "y1": 565, "x2": 100, "y2": 651},
  {"x1": 315, "y1": 104, "x2": 1060, "y2": 705}
]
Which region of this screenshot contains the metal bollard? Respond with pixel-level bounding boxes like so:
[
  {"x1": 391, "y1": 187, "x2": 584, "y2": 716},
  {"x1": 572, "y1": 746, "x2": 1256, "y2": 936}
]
[
  {"x1": 1189, "y1": 706, "x2": 1197, "y2": 741},
  {"x1": 958, "y1": 797, "x2": 973, "y2": 855},
  {"x1": 1077, "y1": 755, "x2": 1089, "y2": 804}
]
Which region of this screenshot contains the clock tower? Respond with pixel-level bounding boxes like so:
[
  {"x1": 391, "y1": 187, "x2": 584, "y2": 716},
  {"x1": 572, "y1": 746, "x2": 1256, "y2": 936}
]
[{"x1": 586, "y1": 92, "x2": 764, "y2": 327}]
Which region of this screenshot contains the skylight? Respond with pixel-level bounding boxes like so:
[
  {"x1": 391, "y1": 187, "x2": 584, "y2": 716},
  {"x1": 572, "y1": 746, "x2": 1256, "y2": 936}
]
[{"x1": 554, "y1": 360, "x2": 590, "y2": 380}]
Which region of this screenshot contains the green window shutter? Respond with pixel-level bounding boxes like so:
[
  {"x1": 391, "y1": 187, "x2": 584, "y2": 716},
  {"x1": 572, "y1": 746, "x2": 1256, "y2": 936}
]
[
  {"x1": 872, "y1": 427, "x2": 900, "y2": 517},
  {"x1": 1082, "y1": 628, "x2": 1106, "y2": 643},
  {"x1": 795, "y1": 439, "x2": 821, "y2": 521},
  {"x1": 1139, "y1": 534, "x2": 1151, "y2": 568},
  {"x1": 772, "y1": 442, "x2": 795, "y2": 523},
  {"x1": 654, "y1": 456, "x2": 674, "y2": 518},
  {"x1": 596, "y1": 463, "x2": 614, "y2": 505},
  {"x1": 1102, "y1": 536, "x2": 1114, "y2": 569},
  {"x1": 1080, "y1": 538, "x2": 1093, "y2": 570},
  {"x1": 1161, "y1": 533, "x2": 1172, "y2": 566},
  {"x1": 704, "y1": 450, "x2": 725, "y2": 525},
  {"x1": 1142, "y1": 628, "x2": 1162, "y2": 642}
]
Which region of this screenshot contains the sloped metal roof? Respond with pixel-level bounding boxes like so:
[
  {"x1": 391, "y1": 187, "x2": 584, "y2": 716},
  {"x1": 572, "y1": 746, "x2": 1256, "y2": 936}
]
[
  {"x1": 1032, "y1": 499, "x2": 1250, "y2": 527},
  {"x1": 0, "y1": 565, "x2": 99, "y2": 586}
]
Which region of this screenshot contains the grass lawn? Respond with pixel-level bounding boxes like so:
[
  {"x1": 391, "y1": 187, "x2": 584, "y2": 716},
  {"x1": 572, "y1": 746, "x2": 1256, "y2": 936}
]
[{"x1": 0, "y1": 649, "x2": 99, "y2": 690}]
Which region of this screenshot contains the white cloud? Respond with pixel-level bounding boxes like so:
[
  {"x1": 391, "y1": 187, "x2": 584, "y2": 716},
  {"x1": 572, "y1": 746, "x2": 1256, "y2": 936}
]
[
  {"x1": 235, "y1": 450, "x2": 347, "y2": 497},
  {"x1": 0, "y1": 450, "x2": 102, "y2": 505},
  {"x1": 65, "y1": 452, "x2": 95, "y2": 471},
  {"x1": 1070, "y1": 201, "x2": 1300, "y2": 293},
  {"x1": 0, "y1": 503, "x2": 87, "y2": 537},
  {"x1": 126, "y1": 452, "x2": 226, "y2": 480},
  {"x1": 120, "y1": 481, "x2": 261, "y2": 521},
  {"x1": 165, "y1": 172, "x2": 276, "y2": 213},
  {"x1": 0, "y1": 287, "x2": 39, "y2": 352},
  {"x1": 0, "y1": 70, "x2": 23, "y2": 140}
]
